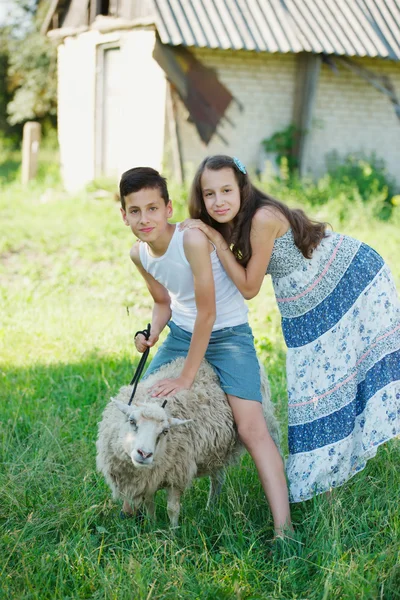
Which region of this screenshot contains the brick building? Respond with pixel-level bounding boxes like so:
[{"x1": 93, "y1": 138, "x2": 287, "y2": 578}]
[{"x1": 42, "y1": 0, "x2": 400, "y2": 192}]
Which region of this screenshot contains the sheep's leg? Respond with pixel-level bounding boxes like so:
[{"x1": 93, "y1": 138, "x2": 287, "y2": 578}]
[
  {"x1": 122, "y1": 499, "x2": 134, "y2": 516},
  {"x1": 144, "y1": 495, "x2": 156, "y2": 520},
  {"x1": 120, "y1": 496, "x2": 144, "y2": 520},
  {"x1": 167, "y1": 487, "x2": 181, "y2": 528},
  {"x1": 207, "y1": 470, "x2": 225, "y2": 509}
]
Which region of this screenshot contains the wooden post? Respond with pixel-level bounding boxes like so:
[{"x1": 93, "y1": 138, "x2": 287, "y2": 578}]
[
  {"x1": 166, "y1": 82, "x2": 184, "y2": 184},
  {"x1": 292, "y1": 53, "x2": 321, "y2": 176},
  {"x1": 21, "y1": 122, "x2": 41, "y2": 185}
]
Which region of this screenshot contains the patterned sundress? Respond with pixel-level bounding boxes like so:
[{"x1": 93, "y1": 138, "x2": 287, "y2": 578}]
[{"x1": 267, "y1": 229, "x2": 400, "y2": 503}]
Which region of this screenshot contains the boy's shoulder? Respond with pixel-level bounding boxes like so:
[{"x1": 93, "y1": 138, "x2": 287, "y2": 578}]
[
  {"x1": 182, "y1": 228, "x2": 213, "y2": 266},
  {"x1": 182, "y1": 227, "x2": 209, "y2": 250}
]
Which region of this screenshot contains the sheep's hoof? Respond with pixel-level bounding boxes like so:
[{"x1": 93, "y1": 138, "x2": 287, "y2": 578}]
[
  {"x1": 119, "y1": 509, "x2": 134, "y2": 520},
  {"x1": 119, "y1": 508, "x2": 146, "y2": 522}
]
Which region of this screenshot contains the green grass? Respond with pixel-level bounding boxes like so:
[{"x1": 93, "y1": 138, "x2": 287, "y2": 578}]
[{"x1": 1, "y1": 159, "x2": 400, "y2": 599}]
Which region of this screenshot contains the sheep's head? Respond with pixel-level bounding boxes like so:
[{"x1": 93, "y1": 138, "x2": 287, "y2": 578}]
[{"x1": 114, "y1": 400, "x2": 191, "y2": 468}]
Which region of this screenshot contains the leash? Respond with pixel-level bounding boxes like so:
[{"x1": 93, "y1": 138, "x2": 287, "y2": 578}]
[
  {"x1": 128, "y1": 323, "x2": 151, "y2": 406},
  {"x1": 127, "y1": 323, "x2": 168, "y2": 409}
]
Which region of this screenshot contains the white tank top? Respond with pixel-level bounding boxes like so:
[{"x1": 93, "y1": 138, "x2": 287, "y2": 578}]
[{"x1": 139, "y1": 224, "x2": 248, "y2": 332}]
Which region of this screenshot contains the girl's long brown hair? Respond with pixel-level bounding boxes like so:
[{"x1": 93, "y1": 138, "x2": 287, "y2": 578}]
[{"x1": 189, "y1": 155, "x2": 328, "y2": 267}]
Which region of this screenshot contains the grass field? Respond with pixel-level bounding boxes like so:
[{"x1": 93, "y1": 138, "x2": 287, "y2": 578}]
[{"x1": 1, "y1": 156, "x2": 399, "y2": 599}]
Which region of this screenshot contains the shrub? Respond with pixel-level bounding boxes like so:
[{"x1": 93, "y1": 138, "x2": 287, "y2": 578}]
[
  {"x1": 326, "y1": 152, "x2": 396, "y2": 219},
  {"x1": 258, "y1": 152, "x2": 398, "y2": 222},
  {"x1": 261, "y1": 125, "x2": 298, "y2": 173}
]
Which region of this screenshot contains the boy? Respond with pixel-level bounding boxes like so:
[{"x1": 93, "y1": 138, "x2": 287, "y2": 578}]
[
  {"x1": 120, "y1": 166, "x2": 259, "y2": 400},
  {"x1": 120, "y1": 167, "x2": 291, "y2": 534}
]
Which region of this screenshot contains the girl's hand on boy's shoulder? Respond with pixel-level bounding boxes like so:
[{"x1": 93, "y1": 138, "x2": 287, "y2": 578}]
[{"x1": 149, "y1": 375, "x2": 193, "y2": 397}]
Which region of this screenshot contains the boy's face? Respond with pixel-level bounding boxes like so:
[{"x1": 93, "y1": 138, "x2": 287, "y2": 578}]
[{"x1": 121, "y1": 188, "x2": 172, "y2": 242}]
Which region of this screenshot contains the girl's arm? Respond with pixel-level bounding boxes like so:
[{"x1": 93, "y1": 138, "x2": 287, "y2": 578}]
[
  {"x1": 181, "y1": 211, "x2": 282, "y2": 299},
  {"x1": 150, "y1": 229, "x2": 216, "y2": 397},
  {"x1": 130, "y1": 243, "x2": 172, "y2": 351}
]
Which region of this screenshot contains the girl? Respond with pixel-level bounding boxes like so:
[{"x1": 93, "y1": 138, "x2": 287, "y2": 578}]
[{"x1": 181, "y1": 154, "x2": 400, "y2": 503}]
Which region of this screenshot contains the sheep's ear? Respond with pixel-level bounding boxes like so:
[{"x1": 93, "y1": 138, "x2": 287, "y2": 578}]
[
  {"x1": 113, "y1": 400, "x2": 132, "y2": 416},
  {"x1": 169, "y1": 418, "x2": 193, "y2": 428}
]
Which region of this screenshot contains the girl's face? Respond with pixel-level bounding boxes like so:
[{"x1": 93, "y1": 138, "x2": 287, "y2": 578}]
[{"x1": 201, "y1": 168, "x2": 241, "y2": 223}]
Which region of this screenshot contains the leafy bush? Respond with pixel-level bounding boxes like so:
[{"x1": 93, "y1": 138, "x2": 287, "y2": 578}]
[
  {"x1": 259, "y1": 152, "x2": 398, "y2": 222},
  {"x1": 326, "y1": 152, "x2": 396, "y2": 219},
  {"x1": 261, "y1": 124, "x2": 298, "y2": 172}
]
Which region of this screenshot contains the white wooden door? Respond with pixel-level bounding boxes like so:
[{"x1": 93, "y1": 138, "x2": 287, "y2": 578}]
[{"x1": 99, "y1": 46, "x2": 122, "y2": 178}]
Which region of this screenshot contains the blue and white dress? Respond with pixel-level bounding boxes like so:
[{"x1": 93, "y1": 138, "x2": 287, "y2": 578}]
[{"x1": 268, "y1": 230, "x2": 400, "y2": 503}]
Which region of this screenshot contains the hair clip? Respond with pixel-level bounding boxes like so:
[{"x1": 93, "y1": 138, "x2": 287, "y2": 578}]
[{"x1": 233, "y1": 157, "x2": 247, "y2": 175}]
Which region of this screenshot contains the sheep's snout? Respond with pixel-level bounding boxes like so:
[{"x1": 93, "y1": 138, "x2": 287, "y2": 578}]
[
  {"x1": 137, "y1": 448, "x2": 153, "y2": 459},
  {"x1": 131, "y1": 447, "x2": 155, "y2": 467},
  {"x1": 135, "y1": 448, "x2": 154, "y2": 465}
]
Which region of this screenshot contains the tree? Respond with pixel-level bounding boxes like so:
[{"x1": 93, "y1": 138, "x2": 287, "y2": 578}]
[
  {"x1": 0, "y1": 29, "x2": 20, "y2": 142},
  {"x1": 0, "y1": 0, "x2": 57, "y2": 138}
]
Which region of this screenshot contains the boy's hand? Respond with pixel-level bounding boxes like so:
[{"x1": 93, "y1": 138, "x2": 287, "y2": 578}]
[
  {"x1": 134, "y1": 332, "x2": 159, "y2": 353},
  {"x1": 150, "y1": 375, "x2": 193, "y2": 397}
]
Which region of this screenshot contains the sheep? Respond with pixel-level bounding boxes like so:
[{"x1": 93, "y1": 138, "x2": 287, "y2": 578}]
[{"x1": 96, "y1": 357, "x2": 280, "y2": 527}]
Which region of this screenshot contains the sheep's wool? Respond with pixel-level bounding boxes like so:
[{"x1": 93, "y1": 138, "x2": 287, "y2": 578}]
[{"x1": 96, "y1": 357, "x2": 280, "y2": 524}]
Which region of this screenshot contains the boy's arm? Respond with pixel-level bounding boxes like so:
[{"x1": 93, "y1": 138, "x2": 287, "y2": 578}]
[
  {"x1": 150, "y1": 229, "x2": 216, "y2": 397},
  {"x1": 130, "y1": 243, "x2": 171, "y2": 351}
]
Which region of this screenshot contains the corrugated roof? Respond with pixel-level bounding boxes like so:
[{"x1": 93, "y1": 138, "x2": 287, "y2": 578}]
[{"x1": 153, "y1": 0, "x2": 400, "y2": 60}]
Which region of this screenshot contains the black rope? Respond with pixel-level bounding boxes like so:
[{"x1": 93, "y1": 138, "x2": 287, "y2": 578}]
[{"x1": 128, "y1": 323, "x2": 151, "y2": 406}]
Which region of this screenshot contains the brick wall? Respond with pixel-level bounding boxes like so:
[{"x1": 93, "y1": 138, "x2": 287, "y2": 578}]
[
  {"x1": 57, "y1": 30, "x2": 400, "y2": 191},
  {"x1": 304, "y1": 57, "x2": 400, "y2": 182},
  {"x1": 172, "y1": 49, "x2": 400, "y2": 185},
  {"x1": 170, "y1": 49, "x2": 296, "y2": 179}
]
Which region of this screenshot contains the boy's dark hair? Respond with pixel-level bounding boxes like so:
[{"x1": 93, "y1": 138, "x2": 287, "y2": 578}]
[{"x1": 119, "y1": 167, "x2": 169, "y2": 210}]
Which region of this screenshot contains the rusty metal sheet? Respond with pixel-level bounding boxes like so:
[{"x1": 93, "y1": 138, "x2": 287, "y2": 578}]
[{"x1": 153, "y1": 38, "x2": 236, "y2": 144}]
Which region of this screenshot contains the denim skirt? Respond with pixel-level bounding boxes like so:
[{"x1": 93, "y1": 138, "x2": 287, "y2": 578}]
[{"x1": 144, "y1": 320, "x2": 262, "y2": 401}]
